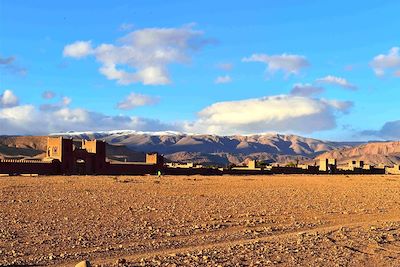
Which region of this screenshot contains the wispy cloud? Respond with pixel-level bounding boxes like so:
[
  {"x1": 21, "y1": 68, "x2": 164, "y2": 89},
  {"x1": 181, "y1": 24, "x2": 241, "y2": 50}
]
[
  {"x1": 216, "y1": 62, "x2": 233, "y2": 71},
  {"x1": 117, "y1": 93, "x2": 159, "y2": 110},
  {"x1": 0, "y1": 55, "x2": 27, "y2": 76},
  {"x1": 63, "y1": 24, "x2": 211, "y2": 86},
  {"x1": 214, "y1": 75, "x2": 232, "y2": 84},
  {"x1": 242, "y1": 53, "x2": 309, "y2": 77},
  {"x1": 316, "y1": 75, "x2": 357, "y2": 90},
  {"x1": 290, "y1": 83, "x2": 324, "y2": 97}
]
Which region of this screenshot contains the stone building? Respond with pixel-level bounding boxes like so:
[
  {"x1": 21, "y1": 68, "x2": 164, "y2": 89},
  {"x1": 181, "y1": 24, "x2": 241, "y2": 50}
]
[
  {"x1": 1, "y1": 137, "x2": 164, "y2": 175},
  {"x1": 319, "y1": 158, "x2": 337, "y2": 172}
]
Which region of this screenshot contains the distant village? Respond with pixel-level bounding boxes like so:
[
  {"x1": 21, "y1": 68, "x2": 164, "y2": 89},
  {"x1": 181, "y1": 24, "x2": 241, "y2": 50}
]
[{"x1": 0, "y1": 137, "x2": 399, "y2": 176}]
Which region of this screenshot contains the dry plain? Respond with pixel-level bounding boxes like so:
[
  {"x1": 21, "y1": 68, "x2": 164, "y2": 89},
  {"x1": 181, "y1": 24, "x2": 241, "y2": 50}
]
[{"x1": 1, "y1": 174, "x2": 400, "y2": 266}]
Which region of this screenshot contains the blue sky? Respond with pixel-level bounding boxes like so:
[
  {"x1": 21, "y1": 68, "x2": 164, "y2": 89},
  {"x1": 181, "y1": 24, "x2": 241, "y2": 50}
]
[{"x1": 0, "y1": 0, "x2": 399, "y2": 140}]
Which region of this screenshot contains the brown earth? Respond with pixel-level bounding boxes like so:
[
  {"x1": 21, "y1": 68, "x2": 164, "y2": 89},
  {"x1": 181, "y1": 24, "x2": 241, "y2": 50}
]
[{"x1": 1, "y1": 175, "x2": 400, "y2": 266}]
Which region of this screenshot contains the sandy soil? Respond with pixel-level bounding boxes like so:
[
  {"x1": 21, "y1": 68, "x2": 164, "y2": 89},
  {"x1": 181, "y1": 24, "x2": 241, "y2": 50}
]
[{"x1": 1, "y1": 174, "x2": 400, "y2": 266}]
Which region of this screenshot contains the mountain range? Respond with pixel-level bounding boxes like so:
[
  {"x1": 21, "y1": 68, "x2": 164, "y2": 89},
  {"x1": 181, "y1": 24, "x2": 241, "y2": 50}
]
[
  {"x1": 0, "y1": 131, "x2": 361, "y2": 166},
  {"x1": 1, "y1": 131, "x2": 398, "y2": 166},
  {"x1": 316, "y1": 141, "x2": 400, "y2": 166}
]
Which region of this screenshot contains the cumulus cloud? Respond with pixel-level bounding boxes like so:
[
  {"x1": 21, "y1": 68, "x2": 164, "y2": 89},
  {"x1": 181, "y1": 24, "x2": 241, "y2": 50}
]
[
  {"x1": 42, "y1": 90, "x2": 56, "y2": 99},
  {"x1": 316, "y1": 75, "x2": 357, "y2": 90},
  {"x1": 1, "y1": 91, "x2": 352, "y2": 136},
  {"x1": 0, "y1": 90, "x2": 19, "y2": 108},
  {"x1": 370, "y1": 47, "x2": 400, "y2": 76},
  {"x1": 361, "y1": 120, "x2": 400, "y2": 140},
  {"x1": 0, "y1": 104, "x2": 177, "y2": 136},
  {"x1": 290, "y1": 83, "x2": 324, "y2": 97},
  {"x1": 216, "y1": 63, "x2": 233, "y2": 71},
  {"x1": 117, "y1": 93, "x2": 159, "y2": 110},
  {"x1": 214, "y1": 75, "x2": 232, "y2": 84},
  {"x1": 63, "y1": 41, "x2": 94, "y2": 58},
  {"x1": 242, "y1": 53, "x2": 309, "y2": 77},
  {"x1": 0, "y1": 105, "x2": 39, "y2": 135},
  {"x1": 185, "y1": 95, "x2": 352, "y2": 135},
  {"x1": 0, "y1": 55, "x2": 27, "y2": 75},
  {"x1": 63, "y1": 25, "x2": 210, "y2": 85}
]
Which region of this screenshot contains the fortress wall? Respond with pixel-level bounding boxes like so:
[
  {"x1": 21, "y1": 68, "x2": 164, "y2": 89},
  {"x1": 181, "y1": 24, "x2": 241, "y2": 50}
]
[
  {"x1": 324, "y1": 168, "x2": 386, "y2": 175},
  {"x1": 0, "y1": 160, "x2": 60, "y2": 175},
  {"x1": 271, "y1": 166, "x2": 318, "y2": 174}
]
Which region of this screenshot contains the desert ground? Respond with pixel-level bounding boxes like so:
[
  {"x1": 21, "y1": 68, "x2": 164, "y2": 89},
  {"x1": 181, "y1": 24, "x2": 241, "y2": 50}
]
[{"x1": 1, "y1": 174, "x2": 400, "y2": 266}]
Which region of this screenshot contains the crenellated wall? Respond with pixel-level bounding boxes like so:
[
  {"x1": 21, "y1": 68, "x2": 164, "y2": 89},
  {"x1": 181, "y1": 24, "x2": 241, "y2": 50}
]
[{"x1": 0, "y1": 159, "x2": 60, "y2": 175}]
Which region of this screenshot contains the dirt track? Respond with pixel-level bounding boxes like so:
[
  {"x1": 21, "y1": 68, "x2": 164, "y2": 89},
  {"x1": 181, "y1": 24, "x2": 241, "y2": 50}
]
[{"x1": 1, "y1": 174, "x2": 400, "y2": 266}]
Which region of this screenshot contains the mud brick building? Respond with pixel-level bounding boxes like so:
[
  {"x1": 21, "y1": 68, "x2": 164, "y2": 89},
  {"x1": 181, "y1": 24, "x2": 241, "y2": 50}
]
[{"x1": 0, "y1": 137, "x2": 164, "y2": 175}]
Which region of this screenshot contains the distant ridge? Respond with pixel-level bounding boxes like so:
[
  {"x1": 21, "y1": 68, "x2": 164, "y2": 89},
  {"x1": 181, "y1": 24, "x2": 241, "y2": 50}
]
[
  {"x1": 3, "y1": 132, "x2": 399, "y2": 166},
  {"x1": 50, "y1": 130, "x2": 363, "y2": 165},
  {"x1": 316, "y1": 141, "x2": 400, "y2": 166}
]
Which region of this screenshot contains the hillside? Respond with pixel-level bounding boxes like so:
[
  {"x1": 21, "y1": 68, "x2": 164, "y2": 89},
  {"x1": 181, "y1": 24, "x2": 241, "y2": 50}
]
[
  {"x1": 50, "y1": 131, "x2": 361, "y2": 166},
  {"x1": 0, "y1": 136, "x2": 47, "y2": 160},
  {"x1": 7, "y1": 132, "x2": 392, "y2": 166},
  {"x1": 316, "y1": 141, "x2": 400, "y2": 166}
]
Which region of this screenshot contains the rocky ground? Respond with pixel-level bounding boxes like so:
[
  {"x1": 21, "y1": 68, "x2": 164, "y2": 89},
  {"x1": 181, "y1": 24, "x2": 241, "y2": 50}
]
[{"x1": 0, "y1": 174, "x2": 399, "y2": 266}]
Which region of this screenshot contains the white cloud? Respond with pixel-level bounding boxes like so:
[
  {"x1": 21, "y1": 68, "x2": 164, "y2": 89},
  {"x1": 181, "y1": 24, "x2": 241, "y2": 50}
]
[
  {"x1": 185, "y1": 95, "x2": 352, "y2": 135},
  {"x1": 64, "y1": 25, "x2": 210, "y2": 85},
  {"x1": 0, "y1": 91, "x2": 174, "y2": 135},
  {"x1": 290, "y1": 83, "x2": 324, "y2": 97},
  {"x1": 242, "y1": 53, "x2": 309, "y2": 77},
  {"x1": 63, "y1": 41, "x2": 94, "y2": 58},
  {"x1": 0, "y1": 89, "x2": 19, "y2": 108},
  {"x1": 370, "y1": 47, "x2": 400, "y2": 76},
  {"x1": 42, "y1": 90, "x2": 56, "y2": 99},
  {"x1": 1, "y1": 91, "x2": 352, "y2": 136},
  {"x1": 0, "y1": 105, "x2": 34, "y2": 122},
  {"x1": 0, "y1": 104, "x2": 177, "y2": 135},
  {"x1": 214, "y1": 75, "x2": 232, "y2": 84},
  {"x1": 316, "y1": 75, "x2": 357, "y2": 90},
  {"x1": 0, "y1": 105, "x2": 40, "y2": 134},
  {"x1": 117, "y1": 93, "x2": 159, "y2": 110}
]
